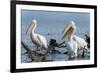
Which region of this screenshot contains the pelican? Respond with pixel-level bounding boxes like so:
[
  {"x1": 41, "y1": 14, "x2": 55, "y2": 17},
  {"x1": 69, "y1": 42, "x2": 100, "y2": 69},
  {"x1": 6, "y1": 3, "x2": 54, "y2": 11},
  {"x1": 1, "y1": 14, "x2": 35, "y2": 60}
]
[
  {"x1": 62, "y1": 21, "x2": 88, "y2": 58},
  {"x1": 26, "y1": 19, "x2": 48, "y2": 51}
]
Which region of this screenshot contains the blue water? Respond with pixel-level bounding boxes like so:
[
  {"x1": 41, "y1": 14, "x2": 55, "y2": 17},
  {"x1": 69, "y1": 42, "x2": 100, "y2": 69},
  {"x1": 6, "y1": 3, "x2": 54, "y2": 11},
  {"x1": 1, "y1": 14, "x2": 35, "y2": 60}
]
[{"x1": 21, "y1": 10, "x2": 90, "y2": 63}]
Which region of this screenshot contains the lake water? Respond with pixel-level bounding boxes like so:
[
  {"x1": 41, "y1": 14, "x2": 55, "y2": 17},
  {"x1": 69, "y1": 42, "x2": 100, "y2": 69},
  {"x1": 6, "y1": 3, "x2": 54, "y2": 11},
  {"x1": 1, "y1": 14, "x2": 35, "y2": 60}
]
[{"x1": 21, "y1": 10, "x2": 90, "y2": 63}]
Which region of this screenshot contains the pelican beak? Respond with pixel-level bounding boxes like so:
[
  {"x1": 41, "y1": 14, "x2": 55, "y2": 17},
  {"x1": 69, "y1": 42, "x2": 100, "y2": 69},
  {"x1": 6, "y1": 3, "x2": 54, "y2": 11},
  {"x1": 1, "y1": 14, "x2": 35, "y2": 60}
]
[
  {"x1": 62, "y1": 24, "x2": 73, "y2": 40},
  {"x1": 26, "y1": 22, "x2": 35, "y2": 35}
]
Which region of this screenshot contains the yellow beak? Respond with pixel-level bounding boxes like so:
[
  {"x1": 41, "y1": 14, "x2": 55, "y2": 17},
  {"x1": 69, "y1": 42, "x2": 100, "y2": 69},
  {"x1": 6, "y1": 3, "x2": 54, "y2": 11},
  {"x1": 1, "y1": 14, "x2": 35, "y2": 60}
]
[{"x1": 62, "y1": 24, "x2": 74, "y2": 39}]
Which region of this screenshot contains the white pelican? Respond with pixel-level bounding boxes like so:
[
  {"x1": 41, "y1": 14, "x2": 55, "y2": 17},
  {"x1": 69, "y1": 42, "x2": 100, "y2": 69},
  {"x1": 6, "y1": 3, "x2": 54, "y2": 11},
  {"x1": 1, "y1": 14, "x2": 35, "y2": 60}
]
[
  {"x1": 62, "y1": 21, "x2": 88, "y2": 58},
  {"x1": 26, "y1": 19, "x2": 48, "y2": 51}
]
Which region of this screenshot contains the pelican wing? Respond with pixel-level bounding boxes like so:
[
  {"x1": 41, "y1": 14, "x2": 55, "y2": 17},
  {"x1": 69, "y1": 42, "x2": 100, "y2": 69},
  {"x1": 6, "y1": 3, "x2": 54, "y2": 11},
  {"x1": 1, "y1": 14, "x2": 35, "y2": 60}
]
[
  {"x1": 37, "y1": 34, "x2": 48, "y2": 49},
  {"x1": 31, "y1": 33, "x2": 42, "y2": 47},
  {"x1": 73, "y1": 35, "x2": 87, "y2": 48}
]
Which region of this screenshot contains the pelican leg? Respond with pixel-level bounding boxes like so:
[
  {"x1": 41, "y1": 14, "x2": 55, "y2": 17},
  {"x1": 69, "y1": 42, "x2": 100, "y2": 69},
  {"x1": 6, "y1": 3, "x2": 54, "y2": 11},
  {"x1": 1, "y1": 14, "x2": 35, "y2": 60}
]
[
  {"x1": 73, "y1": 42, "x2": 78, "y2": 60},
  {"x1": 74, "y1": 50, "x2": 78, "y2": 60},
  {"x1": 74, "y1": 51, "x2": 77, "y2": 58}
]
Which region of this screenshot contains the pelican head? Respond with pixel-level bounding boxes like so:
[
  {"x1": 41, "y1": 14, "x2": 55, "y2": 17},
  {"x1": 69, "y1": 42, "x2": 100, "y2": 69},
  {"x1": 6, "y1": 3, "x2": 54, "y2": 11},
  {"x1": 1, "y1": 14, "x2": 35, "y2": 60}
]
[
  {"x1": 62, "y1": 21, "x2": 76, "y2": 40},
  {"x1": 26, "y1": 19, "x2": 37, "y2": 35},
  {"x1": 32, "y1": 19, "x2": 37, "y2": 25}
]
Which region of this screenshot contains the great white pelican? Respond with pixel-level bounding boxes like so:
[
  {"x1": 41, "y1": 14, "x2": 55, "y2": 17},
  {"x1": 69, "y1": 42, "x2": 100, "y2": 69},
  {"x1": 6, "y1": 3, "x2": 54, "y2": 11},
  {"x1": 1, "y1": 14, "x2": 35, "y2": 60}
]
[
  {"x1": 62, "y1": 21, "x2": 88, "y2": 58},
  {"x1": 26, "y1": 19, "x2": 48, "y2": 51}
]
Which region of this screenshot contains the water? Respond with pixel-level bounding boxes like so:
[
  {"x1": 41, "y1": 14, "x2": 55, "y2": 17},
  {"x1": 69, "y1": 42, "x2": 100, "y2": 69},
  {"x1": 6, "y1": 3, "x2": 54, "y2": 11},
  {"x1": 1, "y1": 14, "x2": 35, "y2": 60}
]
[{"x1": 21, "y1": 10, "x2": 90, "y2": 63}]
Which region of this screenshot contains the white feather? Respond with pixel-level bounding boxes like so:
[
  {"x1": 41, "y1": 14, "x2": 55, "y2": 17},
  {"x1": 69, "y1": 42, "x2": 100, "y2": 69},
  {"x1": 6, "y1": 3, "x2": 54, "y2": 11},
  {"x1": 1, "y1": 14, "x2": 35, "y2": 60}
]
[
  {"x1": 37, "y1": 34, "x2": 48, "y2": 48},
  {"x1": 27, "y1": 19, "x2": 48, "y2": 50},
  {"x1": 73, "y1": 35, "x2": 87, "y2": 48},
  {"x1": 62, "y1": 21, "x2": 88, "y2": 58}
]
